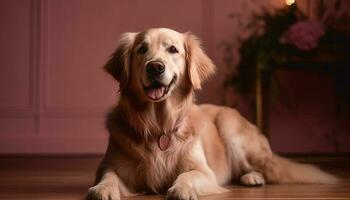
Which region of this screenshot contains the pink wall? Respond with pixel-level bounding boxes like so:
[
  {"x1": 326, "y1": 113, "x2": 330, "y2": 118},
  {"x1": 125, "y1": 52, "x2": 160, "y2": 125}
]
[{"x1": 0, "y1": 0, "x2": 349, "y2": 154}]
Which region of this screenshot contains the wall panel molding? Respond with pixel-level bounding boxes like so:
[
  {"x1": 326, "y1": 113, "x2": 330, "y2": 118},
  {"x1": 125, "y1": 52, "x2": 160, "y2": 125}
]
[
  {"x1": 0, "y1": 135, "x2": 107, "y2": 154},
  {"x1": 0, "y1": 0, "x2": 39, "y2": 117},
  {"x1": 201, "y1": 0, "x2": 215, "y2": 57},
  {"x1": 38, "y1": 0, "x2": 112, "y2": 117}
]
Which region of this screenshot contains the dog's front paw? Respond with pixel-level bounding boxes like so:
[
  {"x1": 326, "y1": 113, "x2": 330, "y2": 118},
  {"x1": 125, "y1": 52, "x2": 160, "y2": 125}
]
[
  {"x1": 86, "y1": 184, "x2": 120, "y2": 200},
  {"x1": 166, "y1": 184, "x2": 198, "y2": 200}
]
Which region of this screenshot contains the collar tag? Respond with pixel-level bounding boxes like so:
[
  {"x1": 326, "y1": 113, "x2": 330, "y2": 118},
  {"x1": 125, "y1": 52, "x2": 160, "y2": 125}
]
[{"x1": 158, "y1": 134, "x2": 171, "y2": 151}]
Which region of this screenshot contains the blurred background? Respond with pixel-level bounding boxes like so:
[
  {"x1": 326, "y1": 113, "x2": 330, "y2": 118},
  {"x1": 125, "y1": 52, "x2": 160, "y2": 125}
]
[{"x1": 0, "y1": 0, "x2": 349, "y2": 156}]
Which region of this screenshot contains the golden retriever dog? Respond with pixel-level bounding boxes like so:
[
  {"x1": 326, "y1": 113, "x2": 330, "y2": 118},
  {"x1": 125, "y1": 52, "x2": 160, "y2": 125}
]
[{"x1": 87, "y1": 28, "x2": 338, "y2": 200}]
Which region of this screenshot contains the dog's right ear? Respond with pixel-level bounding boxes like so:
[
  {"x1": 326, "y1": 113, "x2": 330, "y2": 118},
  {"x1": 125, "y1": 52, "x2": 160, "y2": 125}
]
[{"x1": 104, "y1": 32, "x2": 137, "y2": 89}]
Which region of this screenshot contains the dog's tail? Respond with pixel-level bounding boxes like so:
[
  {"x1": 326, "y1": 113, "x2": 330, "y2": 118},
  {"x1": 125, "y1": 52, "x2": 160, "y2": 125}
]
[{"x1": 264, "y1": 154, "x2": 339, "y2": 184}]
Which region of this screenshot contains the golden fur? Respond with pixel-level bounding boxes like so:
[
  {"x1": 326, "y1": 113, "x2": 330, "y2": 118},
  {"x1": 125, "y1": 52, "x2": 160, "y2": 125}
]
[{"x1": 87, "y1": 28, "x2": 339, "y2": 200}]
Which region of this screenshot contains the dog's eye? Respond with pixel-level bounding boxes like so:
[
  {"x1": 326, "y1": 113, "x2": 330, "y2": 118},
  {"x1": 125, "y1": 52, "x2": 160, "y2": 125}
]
[
  {"x1": 168, "y1": 45, "x2": 178, "y2": 54},
  {"x1": 137, "y1": 45, "x2": 148, "y2": 54}
]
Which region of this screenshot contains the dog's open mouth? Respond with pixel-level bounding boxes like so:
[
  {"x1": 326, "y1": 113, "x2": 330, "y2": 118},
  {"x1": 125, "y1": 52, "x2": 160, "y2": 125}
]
[{"x1": 143, "y1": 76, "x2": 176, "y2": 101}]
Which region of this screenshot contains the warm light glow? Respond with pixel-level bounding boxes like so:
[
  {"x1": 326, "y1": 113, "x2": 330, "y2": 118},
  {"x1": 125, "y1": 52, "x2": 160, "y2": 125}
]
[{"x1": 285, "y1": 0, "x2": 295, "y2": 6}]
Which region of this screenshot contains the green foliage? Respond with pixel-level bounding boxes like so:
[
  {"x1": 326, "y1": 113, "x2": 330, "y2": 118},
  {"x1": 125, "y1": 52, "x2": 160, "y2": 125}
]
[
  {"x1": 223, "y1": 2, "x2": 350, "y2": 107},
  {"x1": 224, "y1": 5, "x2": 304, "y2": 95}
]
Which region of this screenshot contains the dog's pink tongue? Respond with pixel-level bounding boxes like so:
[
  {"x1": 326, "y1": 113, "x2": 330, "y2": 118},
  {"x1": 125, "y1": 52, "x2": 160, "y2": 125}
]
[{"x1": 147, "y1": 87, "x2": 165, "y2": 99}]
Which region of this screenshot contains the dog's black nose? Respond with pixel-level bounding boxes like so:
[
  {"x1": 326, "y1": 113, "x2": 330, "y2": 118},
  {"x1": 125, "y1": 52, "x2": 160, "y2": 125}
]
[{"x1": 146, "y1": 62, "x2": 165, "y2": 78}]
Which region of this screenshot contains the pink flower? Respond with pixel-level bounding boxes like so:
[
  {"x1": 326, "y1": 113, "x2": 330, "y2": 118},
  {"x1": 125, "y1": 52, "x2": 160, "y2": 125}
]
[{"x1": 282, "y1": 20, "x2": 325, "y2": 51}]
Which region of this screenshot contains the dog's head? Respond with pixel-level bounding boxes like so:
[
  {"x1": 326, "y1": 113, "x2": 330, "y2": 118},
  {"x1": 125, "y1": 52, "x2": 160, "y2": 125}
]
[{"x1": 105, "y1": 28, "x2": 215, "y2": 102}]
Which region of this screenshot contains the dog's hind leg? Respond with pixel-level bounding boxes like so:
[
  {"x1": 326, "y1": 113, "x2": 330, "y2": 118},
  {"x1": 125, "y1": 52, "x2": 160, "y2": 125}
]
[{"x1": 240, "y1": 171, "x2": 265, "y2": 186}]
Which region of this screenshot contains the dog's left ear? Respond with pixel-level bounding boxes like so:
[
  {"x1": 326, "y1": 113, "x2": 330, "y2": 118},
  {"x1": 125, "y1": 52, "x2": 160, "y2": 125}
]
[
  {"x1": 185, "y1": 33, "x2": 215, "y2": 90},
  {"x1": 104, "y1": 32, "x2": 137, "y2": 90}
]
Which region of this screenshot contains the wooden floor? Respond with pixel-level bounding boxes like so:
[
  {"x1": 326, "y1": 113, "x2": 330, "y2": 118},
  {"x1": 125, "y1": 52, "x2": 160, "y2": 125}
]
[{"x1": 1, "y1": 156, "x2": 350, "y2": 200}]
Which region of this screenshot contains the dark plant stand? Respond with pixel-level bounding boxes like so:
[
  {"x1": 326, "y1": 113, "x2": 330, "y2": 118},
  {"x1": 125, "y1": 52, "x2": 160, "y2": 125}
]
[{"x1": 255, "y1": 52, "x2": 350, "y2": 137}]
